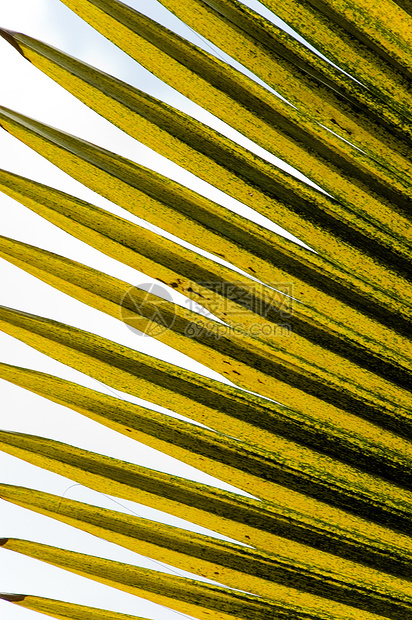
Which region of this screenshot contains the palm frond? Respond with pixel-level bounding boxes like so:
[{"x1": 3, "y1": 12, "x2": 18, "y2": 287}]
[{"x1": 0, "y1": 0, "x2": 411, "y2": 618}]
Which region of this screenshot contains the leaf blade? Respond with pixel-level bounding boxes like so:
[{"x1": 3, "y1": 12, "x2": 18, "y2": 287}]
[
  {"x1": 0, "y1": 594, "x2": 149, "y2": 620},
  {"x1": 1, "y1": 430, "x2": 412, "y2": 578},
  {"x1": 2, "y1": 483, "x2": 412, "y2": 616},
  {"x1": 4, "y1": 26, "x2": 412, "y2": 240},
  {"x1": 1, "y1": 94, "x2": 411, "y2": 284},
  {"x1": 0, "y1": 306, "x2": 411, "y2": 494}
]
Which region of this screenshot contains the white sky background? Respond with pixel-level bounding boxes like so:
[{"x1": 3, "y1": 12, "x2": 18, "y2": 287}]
[{"x1": 0, "y1": 1, "x2": 315, "y2": 618}]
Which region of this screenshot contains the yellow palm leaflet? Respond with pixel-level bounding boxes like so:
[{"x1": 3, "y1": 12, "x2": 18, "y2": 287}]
[
  {"x1": 1, "y1": 436, "x2": 412, "y2": 584},
  {"x1": 0, "y1": 234, "x2": 411, "y2": 439},
  {"x1": 1, "y1": 484, "x2": 412, "y2": 617},
  {"x1": 3, "y1": 28, "x2": 412, "y2": 242},
  {"x1": 0, "y1": 538, "x2": 281, "y2": 620},
  {"x1": 1, "y1": 0, "x2": 411, "y2": 617},
  {"x1": 0, "y1": 106, "x2": 411, "y2": 334},
  {"x1": 155, "y1": 0, "x2": 412, "y2": 149},
  {"x1": 0, "y1": 595, "x2": 148, "y2": 620},
  {"x1": 1, "y1": 363, "x2": 412, "y2": 529},
  {"x1": 1, "y1": 168, "x2": 411, "y2": 392},
  {"x1": 58, "y1": 0, "x2": 412, "y2": 160},
  {"x1": 0, "y1": 307, "x2": 412, "y2": 488},
  {"x1": 245, "y1": 0, "x2": 412, "y2": 122},
  {"x1": 2, "y1": 537, "x2": 400, "y2": 620},
  {"x1": 306, "y1": 0, "x2": 412, "y2": 77},
  {"x1": 0, "y1": 97, "x2": 411, "y2": 285}
]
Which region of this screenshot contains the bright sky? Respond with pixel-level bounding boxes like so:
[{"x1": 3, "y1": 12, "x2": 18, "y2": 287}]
[{"x1": 0, "y1": 1, "x2": 310, "y2": 618}]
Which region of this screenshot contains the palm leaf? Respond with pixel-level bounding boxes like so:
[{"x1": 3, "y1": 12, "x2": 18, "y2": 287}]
[
  {"x1": 2, "y1": 430, "x2": 412, "y2": 574},
  {"x1": 0, "y1": 595, "x2": 149, "y2": 620},
  {"x1": 0, "y1": 538, "x2": 284, "y2": 620},
  {"x1": 1, "y1": 363, "x2": 412, "y2": 530},
  {"x1": 56, "y1": 0, "x2": 412, "y2": 147},
  {"x1": 1, "y1": 304, "x2": 412, "y2": 485},
  {"x1": 1, "y1": 235, "x2": 411, "y2": 435},
  {"x1": 2, "y1": 487, "x2": 412, "y2": 617},
  {"x1": 1, "y1": 167, "x2": 410, "y2": 373},
  {"x1": 5, "y1": 27, "x2": 412, "y2": 227},
  {"x1": 1, "y1": 95, "x2": 411, "y2": 282},
  {"x1": 0, "y1": 0, "x2": 411, "y2": 619}
]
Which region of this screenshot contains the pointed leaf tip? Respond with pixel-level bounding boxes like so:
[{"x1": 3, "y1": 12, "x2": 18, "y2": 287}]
[
  {"x1": 0, "y1": 29, "x2": 28, "y2": 60},
  {"x1": 0, "y1": 593, "x2": 26, "y2": 602}
]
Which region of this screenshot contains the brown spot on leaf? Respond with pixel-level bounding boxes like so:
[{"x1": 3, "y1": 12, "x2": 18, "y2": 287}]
[{"x1": 0, "y1": 593, "x2": 26, "y2": 602}]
